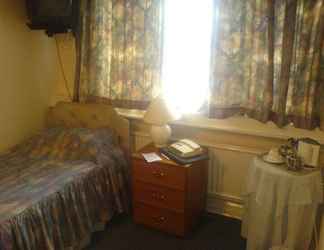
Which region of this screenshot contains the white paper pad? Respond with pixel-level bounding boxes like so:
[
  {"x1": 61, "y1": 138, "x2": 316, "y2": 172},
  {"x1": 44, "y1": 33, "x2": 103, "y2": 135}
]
[{"x1": 142, "y1": 153, "x2": 162, "y2": 163}]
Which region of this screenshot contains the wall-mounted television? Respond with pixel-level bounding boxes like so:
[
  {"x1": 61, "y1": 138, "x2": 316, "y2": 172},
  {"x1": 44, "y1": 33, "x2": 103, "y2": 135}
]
[{"x1": 26, "y1": 0, "x2": 79, "y2": 36}]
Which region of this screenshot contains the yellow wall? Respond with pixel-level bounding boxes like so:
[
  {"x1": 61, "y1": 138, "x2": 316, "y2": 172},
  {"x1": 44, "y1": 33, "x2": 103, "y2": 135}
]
[{"x1": 0, "y1": 0, "x2": 60, "y2": 152}]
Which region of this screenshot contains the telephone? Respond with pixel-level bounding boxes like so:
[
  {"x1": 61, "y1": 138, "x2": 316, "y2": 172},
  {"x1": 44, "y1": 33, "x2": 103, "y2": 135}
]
[{"x1": 168, "y1": 139, "x2": 203, "y2": 158}]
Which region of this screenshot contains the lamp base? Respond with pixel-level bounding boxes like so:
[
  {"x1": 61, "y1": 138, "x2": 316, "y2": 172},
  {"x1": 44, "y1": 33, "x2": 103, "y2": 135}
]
[{"x1": 150, "y1": 124, "x2": 171, "y2": 148}]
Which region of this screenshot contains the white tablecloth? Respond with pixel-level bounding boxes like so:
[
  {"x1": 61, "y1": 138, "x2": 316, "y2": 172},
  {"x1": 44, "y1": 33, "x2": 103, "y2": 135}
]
[{"x1": 241, "y1": 157, "x2": 323, "y2": 250}]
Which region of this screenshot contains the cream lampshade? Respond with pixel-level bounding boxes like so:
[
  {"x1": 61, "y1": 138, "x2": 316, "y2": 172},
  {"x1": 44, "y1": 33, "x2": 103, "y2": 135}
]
[{"x1": 144, "y1": 97, "x2": 176, "y2": 148}]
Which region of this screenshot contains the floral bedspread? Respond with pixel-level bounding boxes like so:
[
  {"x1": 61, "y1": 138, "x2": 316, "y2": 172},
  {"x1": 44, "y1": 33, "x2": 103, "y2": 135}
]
[{"x1": 0, "y1": 127, "x2": 129, "y2": 250}]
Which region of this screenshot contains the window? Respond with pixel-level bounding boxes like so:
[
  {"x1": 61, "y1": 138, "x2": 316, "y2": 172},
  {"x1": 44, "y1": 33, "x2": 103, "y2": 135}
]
[{"x1": 162, "y1": 0, "x2": 214, "y2": 116}]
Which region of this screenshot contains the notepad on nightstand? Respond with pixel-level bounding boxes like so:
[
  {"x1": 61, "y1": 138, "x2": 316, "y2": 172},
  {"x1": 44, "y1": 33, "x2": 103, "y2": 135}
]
[{"x1": 142, "y1": 153, "x2": 162, "y2": 163}]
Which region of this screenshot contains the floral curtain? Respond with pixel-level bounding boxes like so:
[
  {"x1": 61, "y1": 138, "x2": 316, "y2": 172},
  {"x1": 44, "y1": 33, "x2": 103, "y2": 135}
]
[
  {"x1": 210, "y1": 0, "x2": 324, "y2": 129},
  {"x1": 74, "y1": 0, "x2": 163, "y2": 109}
]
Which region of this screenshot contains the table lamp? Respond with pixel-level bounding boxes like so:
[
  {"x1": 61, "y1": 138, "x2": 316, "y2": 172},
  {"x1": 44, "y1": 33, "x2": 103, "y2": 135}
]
[{"x1": 143, "y1": 97, "x2": 176, "y2": 148}]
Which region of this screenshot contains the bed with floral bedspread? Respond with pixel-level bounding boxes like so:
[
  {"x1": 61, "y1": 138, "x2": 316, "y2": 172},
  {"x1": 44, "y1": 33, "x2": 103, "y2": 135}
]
[{"x1": 0, "y1": 127, "x2": 129, "y2": 250}]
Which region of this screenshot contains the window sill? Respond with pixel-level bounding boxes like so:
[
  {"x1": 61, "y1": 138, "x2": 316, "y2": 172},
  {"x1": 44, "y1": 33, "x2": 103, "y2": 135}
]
[
  {"x1": 115, "y1": 108, "x2": 324, "y2": 145},
  {"x1": 115, "y1": 108, "x2": 145, "y2": 120}
]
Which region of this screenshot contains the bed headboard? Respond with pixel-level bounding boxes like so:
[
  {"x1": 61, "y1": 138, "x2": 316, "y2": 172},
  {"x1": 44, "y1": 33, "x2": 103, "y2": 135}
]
[{"x1": 46, "y1": 102, "x2": 131, "y2": 157}]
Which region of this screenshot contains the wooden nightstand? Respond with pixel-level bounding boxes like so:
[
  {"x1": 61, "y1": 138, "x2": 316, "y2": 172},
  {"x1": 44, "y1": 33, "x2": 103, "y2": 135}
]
[{"x1": 132, "y1": 144, "x2": 208, "y2": 236}]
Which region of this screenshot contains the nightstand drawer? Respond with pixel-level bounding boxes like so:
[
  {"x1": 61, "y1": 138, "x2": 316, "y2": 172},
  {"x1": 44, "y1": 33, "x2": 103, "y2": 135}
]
[
  {"x1": 133, "y1": 202, "x2": 185, "y2": 236},
  {"x1": 132, "y1": 159, "x2": 186, "y2": 190},
  {"x1": 133, "y1": 181, "x2": 185, "y2": 212}
]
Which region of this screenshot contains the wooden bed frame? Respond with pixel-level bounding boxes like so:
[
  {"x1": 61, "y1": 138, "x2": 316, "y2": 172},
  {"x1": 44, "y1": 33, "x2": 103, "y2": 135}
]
[{"x1": 46, "y1": 102, "x2": 131, "y2": 158}]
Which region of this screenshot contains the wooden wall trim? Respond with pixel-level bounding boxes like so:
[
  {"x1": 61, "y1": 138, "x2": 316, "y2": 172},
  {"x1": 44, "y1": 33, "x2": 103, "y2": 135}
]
[
  {"x1": 118, "y1": 109, "x2": 324, "y2": 145},
  {"x1": 133, "y1": 131, "x2": 265, "y2": 155}
]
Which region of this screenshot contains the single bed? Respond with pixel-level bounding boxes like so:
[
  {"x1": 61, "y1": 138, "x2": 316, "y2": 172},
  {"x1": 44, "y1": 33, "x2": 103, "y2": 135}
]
[{"x1": 0, "y1": 102, "x2": 131, "y2": 250}]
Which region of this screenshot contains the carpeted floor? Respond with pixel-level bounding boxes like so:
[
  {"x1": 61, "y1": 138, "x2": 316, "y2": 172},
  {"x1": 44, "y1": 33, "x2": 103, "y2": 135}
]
[{"x1": 86, "y1": 214, "x2": 246, "y2": 250}]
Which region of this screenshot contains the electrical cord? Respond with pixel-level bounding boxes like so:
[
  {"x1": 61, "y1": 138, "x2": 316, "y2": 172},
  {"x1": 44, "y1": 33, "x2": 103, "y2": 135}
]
[
  {"x1": 54, "y1": 35, "x2": 73, "y2": 101},
  {"x1": 314, "y1": 221, "x2": 319, "y2": 250}
]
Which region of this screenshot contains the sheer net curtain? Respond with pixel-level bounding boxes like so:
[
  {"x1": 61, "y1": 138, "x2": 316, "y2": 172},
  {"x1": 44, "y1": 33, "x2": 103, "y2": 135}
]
[
  {"x1": 74, "y1": 0, "x2": 163, "y2": 109},
  {"x1": 209, "y1": 0, "x2": 324, "y2": 129}
]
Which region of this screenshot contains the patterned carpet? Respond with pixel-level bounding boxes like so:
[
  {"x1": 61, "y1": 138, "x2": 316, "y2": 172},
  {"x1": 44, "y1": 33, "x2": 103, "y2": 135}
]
[{"x1": 87, "y1": 214, "x2": 246, "y2": 250}]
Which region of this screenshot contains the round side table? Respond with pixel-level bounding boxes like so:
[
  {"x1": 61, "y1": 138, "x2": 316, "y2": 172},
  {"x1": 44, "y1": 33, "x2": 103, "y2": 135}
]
[{"x1": 241, "y1": 156, "x2": 323, "y2": 250}]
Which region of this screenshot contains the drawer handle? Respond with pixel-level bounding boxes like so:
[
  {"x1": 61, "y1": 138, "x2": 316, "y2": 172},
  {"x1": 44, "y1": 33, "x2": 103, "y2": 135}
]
[
  {"x1": 152, "y1": 171, "x2": 166, "y2": 178},
  {"x1": 154, "y1": 216, "x2": 166, "y2": 223},
  {"x1": 152, "y1": 192, "x2": 166, "y2": 201}
]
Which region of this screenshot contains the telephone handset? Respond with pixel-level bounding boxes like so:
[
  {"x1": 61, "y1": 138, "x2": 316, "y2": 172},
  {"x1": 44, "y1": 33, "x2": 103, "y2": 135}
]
[{"x1": 168, "y1": 139, "x2": 203, "y2": 158}]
